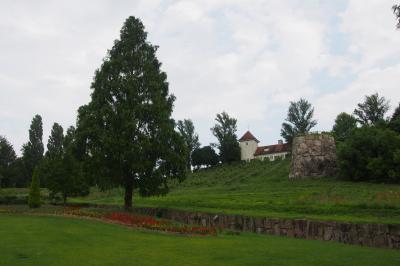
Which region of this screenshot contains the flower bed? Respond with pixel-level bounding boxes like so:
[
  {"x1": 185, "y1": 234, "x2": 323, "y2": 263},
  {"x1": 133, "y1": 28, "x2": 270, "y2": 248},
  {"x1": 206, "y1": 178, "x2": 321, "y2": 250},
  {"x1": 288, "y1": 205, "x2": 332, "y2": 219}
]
[
  {"x1": 58, "y1": 208, "x2": 217, "y2": 236},
  {"x1": 102, "y1": 212, "x2": 217, "y2": 236}
]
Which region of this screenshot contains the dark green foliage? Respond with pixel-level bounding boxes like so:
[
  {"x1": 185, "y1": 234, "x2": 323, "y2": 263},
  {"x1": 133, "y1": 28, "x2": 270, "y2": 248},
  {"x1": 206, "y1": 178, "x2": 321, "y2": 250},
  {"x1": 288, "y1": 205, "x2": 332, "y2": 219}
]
[
  {"x1": 40, "y1": 126, "x2": 89, "y2": 204},
  {"x1": 389, "y1": 103, "x2": 400, "y2": 133},
  {"x1": 332, "y1": 112, "x2": 358, "y2": 142},
  {"x1": 0, "y1": 136, "x2": 17, "y2": 187},
  {"x1": 210, "y1": 112, "x2": 240, "y2": 163},
  {"x1": 76, "y1": 16, "x2": 186, "y2": 209},
  {"x1": 28, "y1": 168, "x2": 41, "y2": 208},
  {"x1": 337, "y1": 126, "x2": 400, "y2": 181},
  {"x1": 22, "y1": 115, "x2": 44, "y2": 185},
  {"x1": 46, "y1": 123, "x2": 64, "y2": 158},
  {"x1": 353, "y1": 93, "x2": 389, "y2": 126},
  {"x1": 10, "y1": 158, "x2": 28, "y2": 188},
  {"x1": 394, "y1": 5, "x2": 400, "y2": 28},
  {"x1": 177, "y1": 119, "x2": 200, "y2": 169},
  {"x1": 281, "y1": 98, "x2": 317, "y2": 143},
  {"x1": 192, "y1": 146, "x2": 219, "y2": 169}
]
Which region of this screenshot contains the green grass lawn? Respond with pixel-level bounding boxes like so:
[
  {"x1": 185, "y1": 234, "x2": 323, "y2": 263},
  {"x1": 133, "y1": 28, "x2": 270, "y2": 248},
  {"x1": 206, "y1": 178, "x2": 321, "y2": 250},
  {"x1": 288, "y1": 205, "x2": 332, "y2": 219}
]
[
  {"x1": 71, "y1": 159, "x2": 400, "y2": 224},
  {"x1": 1, "y1": 214, "x2": 399, "y2": 266}
]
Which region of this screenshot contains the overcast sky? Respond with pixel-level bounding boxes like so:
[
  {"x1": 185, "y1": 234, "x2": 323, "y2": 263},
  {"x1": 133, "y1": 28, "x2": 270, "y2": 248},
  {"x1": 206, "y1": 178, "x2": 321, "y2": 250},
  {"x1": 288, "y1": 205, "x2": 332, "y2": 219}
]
[{"x1": 1, "y1": 0, "x2": 400, "y2": 155}]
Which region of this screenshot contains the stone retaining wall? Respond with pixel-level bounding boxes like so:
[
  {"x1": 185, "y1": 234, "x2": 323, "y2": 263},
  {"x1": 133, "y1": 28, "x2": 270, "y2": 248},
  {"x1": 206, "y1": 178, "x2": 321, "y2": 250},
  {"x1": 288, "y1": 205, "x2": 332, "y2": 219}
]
[{"x1": 133, "y1": 207, "x2": 400, "y2": 250}]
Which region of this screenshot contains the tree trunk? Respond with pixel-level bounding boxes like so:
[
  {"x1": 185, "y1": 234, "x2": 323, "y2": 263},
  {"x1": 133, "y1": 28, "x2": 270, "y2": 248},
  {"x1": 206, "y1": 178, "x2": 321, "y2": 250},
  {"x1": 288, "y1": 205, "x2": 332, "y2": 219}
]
[
  {"x1": 124, "y1": 178, "x2": 133, "y2": 211},
  {"x1": 63, "y1": 194, "x2": 67, "y2": 206}
]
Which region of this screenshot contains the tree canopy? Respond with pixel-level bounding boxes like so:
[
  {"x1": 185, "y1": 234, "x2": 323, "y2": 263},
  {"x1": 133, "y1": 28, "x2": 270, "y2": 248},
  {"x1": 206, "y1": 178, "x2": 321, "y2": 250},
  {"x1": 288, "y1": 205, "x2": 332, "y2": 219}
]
[
  {"x1": 337, "y1": 126, "x2": 400, "y2": 182},
  {"x1": 76, "y1": 16, "x2": 186, "y2": 209},
  {"x1": 353, "y1": 93, "x2": 389, "y2": 126},
  {"x1": 0, "y1": 136, "x2": 17, "y2": 187},
  {"x1": 46, "y1": 123, "x2": 64, "y2": 159},
  {"x1": 332, "y1": 112, "x2": 358, "y2": 142},
  {"x1": 281, "y1": 98, "x2": 317, "y2": 143},
  {"x1": 192, "y1": 146, "x2": 219, "y2": 169},
  {"x1": 210, "y1": 112, "x2": 240, "y2": 163}
]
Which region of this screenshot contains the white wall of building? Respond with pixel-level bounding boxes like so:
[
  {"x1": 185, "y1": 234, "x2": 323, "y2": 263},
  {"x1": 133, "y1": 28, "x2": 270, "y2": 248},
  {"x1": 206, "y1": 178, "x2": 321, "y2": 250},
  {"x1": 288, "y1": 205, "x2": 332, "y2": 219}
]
[
  {"x1": 255, "y1": 152, "x2": 289, "y2": 161},
  {"x1": 239, "y1": 140, "x2": 258, "y2": 161}
]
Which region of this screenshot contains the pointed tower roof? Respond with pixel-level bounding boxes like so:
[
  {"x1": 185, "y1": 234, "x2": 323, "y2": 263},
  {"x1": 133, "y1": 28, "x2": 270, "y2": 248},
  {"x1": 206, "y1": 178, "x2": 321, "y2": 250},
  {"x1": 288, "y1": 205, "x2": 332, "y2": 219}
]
[{"x1": 239, "y1": 131, "x2": 260, "y2": 143}]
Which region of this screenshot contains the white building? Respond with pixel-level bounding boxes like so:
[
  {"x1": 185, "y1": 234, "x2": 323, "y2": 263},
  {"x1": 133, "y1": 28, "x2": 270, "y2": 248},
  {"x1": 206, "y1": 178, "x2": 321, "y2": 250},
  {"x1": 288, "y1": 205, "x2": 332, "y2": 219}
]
[{"x1": 238, "y1": 131, "x2": 291, "y2": 162}]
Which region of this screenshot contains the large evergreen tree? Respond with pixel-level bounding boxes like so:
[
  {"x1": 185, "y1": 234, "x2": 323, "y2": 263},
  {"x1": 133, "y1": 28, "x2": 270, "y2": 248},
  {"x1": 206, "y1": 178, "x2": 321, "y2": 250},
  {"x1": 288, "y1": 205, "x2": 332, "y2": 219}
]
[
  {"x1": 76, "y1": 16, "x2": 186, "y2": 210},
  {"x1": 0, "y1": 136, "x2": 17, "y2": 187},
  {"x1": 177, "y1": 119, "x2": 200, "y2": 169},
  {"x1": 281, "y1": 98, "x2": 317, "y2": 143},
  {"x1": 353, "y1": 93, "x2": 389, "y2": 126},
  {"x1": 22, "y1": 115, "x2": 44, "y2": 185},
  {"x1": 211, "y1": 112, "x2": 240, "y2": 163}
]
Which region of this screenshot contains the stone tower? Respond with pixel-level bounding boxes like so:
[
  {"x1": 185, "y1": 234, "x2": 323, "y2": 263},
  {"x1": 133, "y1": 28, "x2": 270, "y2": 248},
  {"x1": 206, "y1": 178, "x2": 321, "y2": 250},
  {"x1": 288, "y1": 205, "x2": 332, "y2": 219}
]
[
  {"x1": 289, "y1": 133, "x2": 338, "y2": 179},
  {"x1": 238, "y1": 131, "x2": 259, "y2": 161}
]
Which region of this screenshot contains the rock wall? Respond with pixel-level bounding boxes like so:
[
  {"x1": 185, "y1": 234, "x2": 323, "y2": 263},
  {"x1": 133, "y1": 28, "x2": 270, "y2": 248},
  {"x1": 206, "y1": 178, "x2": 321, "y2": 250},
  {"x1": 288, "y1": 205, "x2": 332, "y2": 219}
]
[
  {"x1": 290, "y1": 134, "x2": 338, "y2": 179},
  {"x1": 133, "y1": 207, "x2": 400, "y2": 249}
]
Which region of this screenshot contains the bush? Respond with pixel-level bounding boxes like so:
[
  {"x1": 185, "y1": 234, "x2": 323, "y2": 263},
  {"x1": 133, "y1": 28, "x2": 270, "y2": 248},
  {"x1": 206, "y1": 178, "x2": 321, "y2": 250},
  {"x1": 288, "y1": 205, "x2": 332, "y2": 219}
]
[
  {"x1": 337, "y1": 126, "x2": 400, "y2": 181},
  {"x1": 28, "y1": 169, "x2": 41, "y2": 208}
]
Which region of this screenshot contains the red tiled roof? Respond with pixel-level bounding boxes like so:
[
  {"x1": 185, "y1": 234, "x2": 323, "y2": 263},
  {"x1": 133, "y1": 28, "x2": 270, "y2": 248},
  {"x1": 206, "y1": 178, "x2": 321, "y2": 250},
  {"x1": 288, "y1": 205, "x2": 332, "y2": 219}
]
[
  {"x1": 239, "y1": 131, "x2": 259, "y2": 143},
  {"x1": 254, "y1": 143, "x2": 291, "y2": 156}
]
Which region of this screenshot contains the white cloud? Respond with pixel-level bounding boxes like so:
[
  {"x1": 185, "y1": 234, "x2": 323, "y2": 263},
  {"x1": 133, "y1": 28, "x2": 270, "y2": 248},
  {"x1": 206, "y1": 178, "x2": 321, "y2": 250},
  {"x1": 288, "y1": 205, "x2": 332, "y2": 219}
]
[{"x1": 1, "y1": 0, "x2": 400, "y2": 153}]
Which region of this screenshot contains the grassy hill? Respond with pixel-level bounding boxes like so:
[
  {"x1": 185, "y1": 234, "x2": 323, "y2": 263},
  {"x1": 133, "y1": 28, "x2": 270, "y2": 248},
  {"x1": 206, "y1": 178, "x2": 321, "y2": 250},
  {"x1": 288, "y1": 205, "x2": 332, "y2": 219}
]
[{"x1": 73, "y1": 159, "x2": 400, "y2": 224}]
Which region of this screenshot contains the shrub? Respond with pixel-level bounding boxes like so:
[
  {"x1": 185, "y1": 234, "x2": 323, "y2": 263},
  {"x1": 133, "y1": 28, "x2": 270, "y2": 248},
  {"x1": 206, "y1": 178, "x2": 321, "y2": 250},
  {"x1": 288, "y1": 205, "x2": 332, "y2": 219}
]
[
  {"x1": 337, "y1": 126, "x2": 400, "y2": 181},
  {"x1": 28, "y1": 169, "x2": 41, "y2": 208}
]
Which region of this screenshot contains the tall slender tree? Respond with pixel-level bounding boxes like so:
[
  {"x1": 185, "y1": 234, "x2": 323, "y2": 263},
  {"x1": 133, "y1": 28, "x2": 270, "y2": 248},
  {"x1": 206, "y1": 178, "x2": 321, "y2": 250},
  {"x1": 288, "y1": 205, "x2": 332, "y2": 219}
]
[
  {"x1": 177, "y1": 119, "x2": 200, "y2": 169},
  {"x1": 22, "y1": 115, "x2": 44, "y2": 184},
  {"x1": 211, "y1": 112, "x2": 240, "y2": 163},
  {"x1": 76, "y1": 16, "x2": 186, "y2": 210},
  {"x1": 281, "y1": 98, "x2": 317, "y2": 143}
]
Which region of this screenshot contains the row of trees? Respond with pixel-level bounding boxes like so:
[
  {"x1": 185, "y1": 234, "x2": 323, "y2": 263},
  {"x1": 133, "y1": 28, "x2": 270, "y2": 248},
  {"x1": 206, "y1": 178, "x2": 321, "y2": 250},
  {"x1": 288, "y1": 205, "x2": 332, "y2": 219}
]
[
  {"x1": 332, "y1": 94, "x2": 400, "y2": 182},
  {"x1": 0, "y1": 17, "x2": 243, "y2": 210}
]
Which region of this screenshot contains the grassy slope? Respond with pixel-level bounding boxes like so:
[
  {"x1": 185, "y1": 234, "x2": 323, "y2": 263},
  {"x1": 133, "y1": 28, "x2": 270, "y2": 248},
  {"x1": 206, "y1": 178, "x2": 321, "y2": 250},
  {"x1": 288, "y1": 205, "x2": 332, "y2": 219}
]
[
  {"x1": 73, "y1": 159, "x2": 400, "y2": 224},
  {"x1": 1, "y1": 214, "x2": 399, "y2": 266}
]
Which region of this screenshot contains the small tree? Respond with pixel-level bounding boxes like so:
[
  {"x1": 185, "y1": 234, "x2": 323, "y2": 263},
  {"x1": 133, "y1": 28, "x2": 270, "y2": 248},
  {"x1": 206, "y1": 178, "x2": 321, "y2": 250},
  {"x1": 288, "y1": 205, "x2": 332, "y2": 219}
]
[
  {"x1": 211, "y1": 112, "x2": 240, "y2": 164},
  {"x1": 28, "y1": 168, "x2": 41, "y2": 208},
  {"x1": 177, "y1": 119, "x2": 200, "y2": 170},
  {"x1": 192, "y1": 146, "x2": 219, "y2": 169},
  {"x1": 353, "y1": 93, "x2": 389, "y2": 126},
  {"x1": 332, "y1": 112, "x2": 358, "y2": 142},
  {"x1": 281, "y1": 98, "x2": 317, "y2": 143}
]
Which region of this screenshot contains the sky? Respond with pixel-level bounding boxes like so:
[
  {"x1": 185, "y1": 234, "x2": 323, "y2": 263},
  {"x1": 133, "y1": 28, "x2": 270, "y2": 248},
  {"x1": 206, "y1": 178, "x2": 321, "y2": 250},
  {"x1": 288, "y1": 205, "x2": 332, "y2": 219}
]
[{"x1": 1, "y1": 0, "x2": 400, "y2": 155}]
